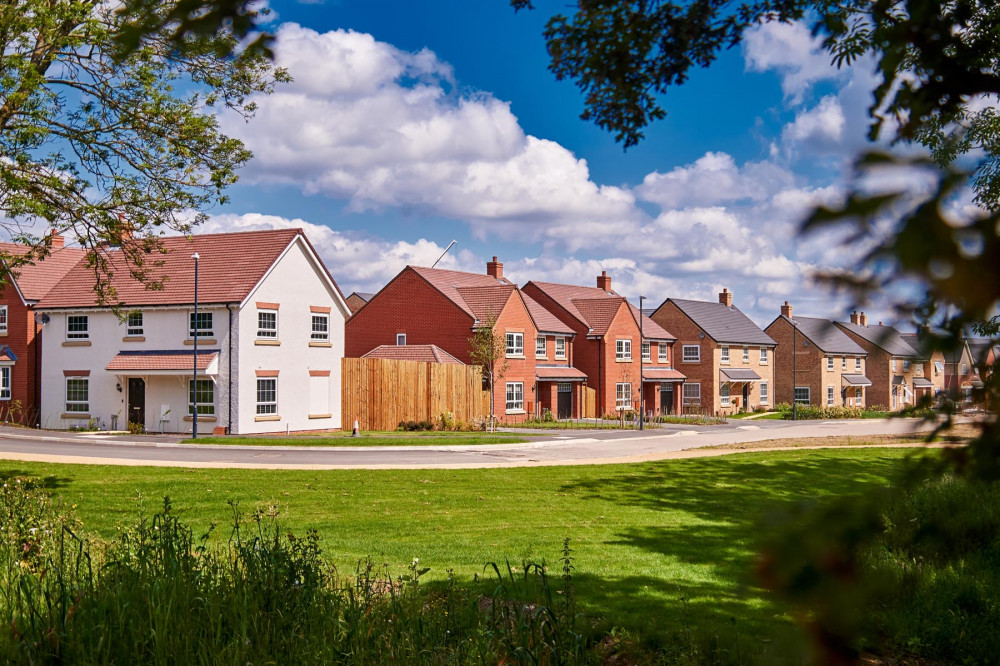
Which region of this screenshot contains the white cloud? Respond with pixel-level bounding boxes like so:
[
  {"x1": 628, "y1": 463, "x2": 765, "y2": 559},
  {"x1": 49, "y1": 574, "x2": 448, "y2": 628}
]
[
  {"x1": 781, "y1": 95, "x2": 846, "y2": 148},
  {"x1": 743, "y1": 20, "x2": 841, "y2": 104},
  {"x1": 636, "y1": 152, "x2": 796, "y2": 209}
]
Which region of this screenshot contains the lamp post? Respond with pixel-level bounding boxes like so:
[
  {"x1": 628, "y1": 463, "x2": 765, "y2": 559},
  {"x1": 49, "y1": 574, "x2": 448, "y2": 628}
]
[
  {"x1": 638, "y1": 295, "x2": 645, "y2": 431},
  {"x1": 192, "y1": 252, "x2": 200, "y2": 439},
  {"x1": 791, "y1": 318, "x2": 798, "y2": 421}
]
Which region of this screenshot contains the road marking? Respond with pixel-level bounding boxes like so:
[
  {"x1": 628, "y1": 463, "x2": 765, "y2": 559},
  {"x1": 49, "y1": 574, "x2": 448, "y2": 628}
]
[{"x1": 736, "y1": 425, "x2": 760, "y2": 430}]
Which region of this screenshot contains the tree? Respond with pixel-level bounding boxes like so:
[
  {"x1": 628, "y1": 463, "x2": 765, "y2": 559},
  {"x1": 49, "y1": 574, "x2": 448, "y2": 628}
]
[
  {"x1": 469, "y1": 314, "x2": 510, "y2": 432},
  {"x1": 0, "y1": 0, "x2": 286, "y2": 303}
]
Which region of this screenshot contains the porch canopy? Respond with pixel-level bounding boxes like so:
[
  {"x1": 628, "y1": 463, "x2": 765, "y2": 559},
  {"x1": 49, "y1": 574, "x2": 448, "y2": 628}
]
[
  {"x1": 841, "y1": 374, "x2": 872, "y2": 387},
  {"x1": 105, "y1": 350, "x2": 219, "y2": 376},
  {"x1": 719, "y1": 368, "x2": 761, "y2": 383},
  {"x1": 970, "y1": 379, "x2": 985, "y2": 388},
  {"x1": 641, "y1": 368, "x2": 686, "y2": 383},
  {"x1": 535, "y1": 366, "x2": 587, "y2": 382},
  {"x1": 912, "y1": 377, "x2": 934, "y2": 389}
]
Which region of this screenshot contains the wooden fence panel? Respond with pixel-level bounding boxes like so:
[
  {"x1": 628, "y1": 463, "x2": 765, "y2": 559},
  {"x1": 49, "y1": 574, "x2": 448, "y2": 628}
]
[
  {"x1": 342, "y1": 358, "x2": 491, "y2": 431},
  {"x1": 581, "y1": 387, "x2": 596, "y2": 419}
]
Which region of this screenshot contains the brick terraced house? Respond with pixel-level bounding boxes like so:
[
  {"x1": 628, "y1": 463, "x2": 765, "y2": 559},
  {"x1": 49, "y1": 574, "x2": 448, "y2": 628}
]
[
  {"x1": 651, "y1": 289, "x2": 776, "y2": 416},
  {"x1": 764, "y1": 302, "x2": 871, "y2": 407},
  {"x1": 522, "y1": 271, "x2": 683, "y2": 417},
  {"x1": 835, "y1": 313, "x2": 930, "y2": 410},
  {"x1": 0, "y1": 236, "x2": 87, "y2": 423},
  {"x1": 345, "y1": 257, "x2": 575, "y2": 421}
]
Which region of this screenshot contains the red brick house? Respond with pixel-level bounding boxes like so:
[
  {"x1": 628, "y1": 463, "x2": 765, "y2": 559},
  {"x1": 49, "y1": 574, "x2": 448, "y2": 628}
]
[
  {"x1": 345, "y1": 257, "x2": 571, "y2": 422},
  {"x1": 0, "y1": 236, "x2": 86, "y2": 424},
  {"x1": 522, "y1": 271, "x2": 683, "y2": 417},
  {"x1": 345, "y1": 291, "x2": 374, "y2": 315}
]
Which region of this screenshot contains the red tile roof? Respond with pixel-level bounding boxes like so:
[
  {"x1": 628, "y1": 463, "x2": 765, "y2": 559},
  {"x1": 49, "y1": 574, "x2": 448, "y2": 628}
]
[
  {"x1": 524, "y1": 280, "x2": 675, "y2": 340},
  {"x1": 640, "y1": 368, "x2": 686, "y2": 382},
  {"x1": 362, "y1": 344, "x2": 463, "y2": 364},
  {"x1": 573, "y1": 298, "x2": 625, "y2": 336},
  {"x1": 0, "y1": 242, "x2": 88, "y2": 302},
  {"x1": 522, "y1": 293, "x2": 574, "y2": 335},
  {"x1": 455, "y1": 285, "x2": 516, "y2": 322},
  {"x1": 37, "y1": 229, "x2": 305, "y2": 309},
  {"x1": 409, "y1": 266, "x2": 517, "y2": 322},
  {"x1": 626, "y1": 302, "x2": 674, "y2": 341},
  {"x1": 105, "y1": 350, "x2": 218, "y2": 372},
  {"x1": 525, "y1": 281, "x2": 620, "y2": 327},
  {"x1": 535, "y1": 365, "x2": 588, "y2": 380}
]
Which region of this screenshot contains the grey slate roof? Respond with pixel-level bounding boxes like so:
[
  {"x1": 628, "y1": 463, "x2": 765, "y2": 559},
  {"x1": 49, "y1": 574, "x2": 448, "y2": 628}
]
[
  {"x1": 771, "y1": 315, "x2": 867, "y2": 355},
  {"x1": 720, "y1": 368, "x2": 762, "y2": 382},
  {"x1": 967, "y1": 338, "x2": 996, "y2": 364},
  {"x1": 350, "y1": 291, "x2": 375, "y2": 302},
  {"x1": 835, "y1": 321, "x2": 921, "y2": 358},
  {"x1": 666, "y1": 298, "x2": 776, "y2": 346},
  {"x1": 841, "y1": 374, "x2": 872, "y2": 386}
]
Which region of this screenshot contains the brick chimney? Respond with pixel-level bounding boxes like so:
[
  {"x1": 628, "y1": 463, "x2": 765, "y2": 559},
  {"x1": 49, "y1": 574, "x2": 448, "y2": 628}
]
[
  {"x1": 48, "y1": 234, "x2": 65, "y2": 249},
  {"x1": 780, "y1": 301, "x2": 793, "y2": 319},
  {"x1": 719, "y1": 288, "x2": 732, "y2": 308},
  {"x1": 850, "y1": 311, "x2": 860, "y2": 325},
  {"x1": 859, "y1": 312, "x2": 868, "y2": 327},
  {"x1": 486, "y1": 256, "x2": 503, "y2": 280},
  {"x1": 597, "y1": 270, "x2": 612, "y2": 292}
]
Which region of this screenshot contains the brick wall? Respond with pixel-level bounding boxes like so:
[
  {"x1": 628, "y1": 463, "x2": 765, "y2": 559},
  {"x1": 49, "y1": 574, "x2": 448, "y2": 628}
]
[{"x1": 0, "y1": 287, "x2": 39, "y2": 423}]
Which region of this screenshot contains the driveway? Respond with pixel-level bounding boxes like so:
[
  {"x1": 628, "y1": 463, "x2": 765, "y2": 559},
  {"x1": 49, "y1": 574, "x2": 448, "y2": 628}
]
[{"x1": 0, "y1": 417, "x2": 949, "y2": 470}]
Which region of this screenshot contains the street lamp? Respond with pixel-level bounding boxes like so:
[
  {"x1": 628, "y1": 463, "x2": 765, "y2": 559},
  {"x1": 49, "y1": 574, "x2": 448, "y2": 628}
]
[
  {"x1": 638, "y1": 295, "x2": 645, "y2": 431},
  {"x1": 791, "y1": 317, "x2": 798, "y2": 421},
  {"x1": 192, "y1": 252, "x2": 200, "y2": 439}
]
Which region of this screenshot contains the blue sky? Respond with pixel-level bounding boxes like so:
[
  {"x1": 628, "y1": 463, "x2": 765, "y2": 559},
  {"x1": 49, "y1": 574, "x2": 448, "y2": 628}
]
[{"x1": 206, "y1": 0, "x2": 890, "y2": 326}]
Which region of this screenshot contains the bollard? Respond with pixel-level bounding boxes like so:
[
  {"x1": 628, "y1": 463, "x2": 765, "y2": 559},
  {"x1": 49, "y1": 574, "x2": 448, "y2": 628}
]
[{"x1": 352, "y1": 419, "x2": 359, "y2": 437}]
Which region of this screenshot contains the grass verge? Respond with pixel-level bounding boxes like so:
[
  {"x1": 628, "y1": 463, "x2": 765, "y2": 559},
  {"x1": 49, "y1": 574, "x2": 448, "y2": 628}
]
[{"x1": 183, "y1": 432, "x2": 533, "y2": 446}]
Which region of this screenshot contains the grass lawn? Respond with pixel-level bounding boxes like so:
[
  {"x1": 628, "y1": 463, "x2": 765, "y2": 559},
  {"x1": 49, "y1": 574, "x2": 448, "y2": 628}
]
[
  {"x1": 183, "y1": 431, "x2": 535, "y2": 446},
  {"x1": 0, "y1": 445, "x2": 933, "y2": 653}
]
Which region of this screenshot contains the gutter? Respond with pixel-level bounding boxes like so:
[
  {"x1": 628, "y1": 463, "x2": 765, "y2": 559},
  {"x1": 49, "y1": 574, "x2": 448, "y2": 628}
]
[{"x1": 226, "y1": 303, "x2": 235, "y2": 434}]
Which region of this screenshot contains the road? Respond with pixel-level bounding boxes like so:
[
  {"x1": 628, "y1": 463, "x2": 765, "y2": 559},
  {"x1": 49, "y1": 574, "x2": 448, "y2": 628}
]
[{"x1": 0, "y1": 418, "x2": 945, "y2": 470}]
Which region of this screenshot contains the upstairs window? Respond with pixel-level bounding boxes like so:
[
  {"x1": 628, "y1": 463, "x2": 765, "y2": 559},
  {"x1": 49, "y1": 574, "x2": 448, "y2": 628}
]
[
  {"x1": 658, "y1": 343, "x2": 668, "y2": 363},
  {"x1": 0, "y1": 305, "x2": 7, "y2": 334},
  {"x1": 555, "y1": 337, "x2": 567, "y2": 360},
  {"x1": 67, "y1": 315, "x2": 89, "y2": 340},
  {"x1": 505, "y1": 332, "x2": 524, "y2": 357},
  {"x1": 841, "y1": 356, "x2": 847, "y2": 369},
  {"x1": 257, "y1": 310, "x2": 278, "y2": 339},
  {"x1": 827, "y1": 356, "x2": 834, "y2": 371},
  {"x1": 189, "y1": 312, "x2": 213, "y2": 339},
  {"x1": 856, "y1": 357, "x2": 862, "y2": 370},
  {"x1": 535, "y1": 336, "x2": 547, "y2": 358},
  {"x1": 311, "y1": 315, "x2": 330, "y2": 341},
  {"x1": 616, "y1": 339, "x2": 632, "y2": 361},
  {"x1": 759, "y1": 347, "x2": 768, "y2": 363},
  {"x1": 720, "y1": 345, "x2": 730, "y2": 363},
  {"x1": 641, "y1": 341, "x2": 651, "y2": 362},
  {"x1": 902, "y1": 360, "x2": 911, "y2": 372},
  {"x1": 396, "y1": 333, "x2": 406, "y2": 346},
  {"x1": 682, "y1": 345, "x2": 700, "y2": 363},
  {"x1": 742, "y1": 346, "x2": 749, "y2": 363},
  {"x1": 126, "y1": 312, "x2": 143, "y2": 336}
]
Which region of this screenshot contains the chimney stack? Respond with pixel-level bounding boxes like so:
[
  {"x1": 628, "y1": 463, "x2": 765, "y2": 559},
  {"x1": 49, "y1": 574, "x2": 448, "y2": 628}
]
[
  {"x1": 47, "y1": 234, "x2": 65, "y2": 249},
  {"x1": 780, "y1": 301, "x2": 793, "y2": 319},
  {"x1": 859, "y1": 312, "x2": 868, "y2": 327},
  {"x1": 597, "y1": 270, "x2": 612, "y2": 292},
  {"x1": 850, "y1": 311, "x2": 860, "y2": 325},
  {"x1": 486, "y1": 256, "x2": 503, "y2": 280},
  {"x1": 719, "y1": 288, "x2": 732, "y2": 308}
]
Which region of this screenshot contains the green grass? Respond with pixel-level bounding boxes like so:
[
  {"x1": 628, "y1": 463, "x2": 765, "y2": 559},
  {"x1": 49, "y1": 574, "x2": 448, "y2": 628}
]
[
  {"x1": 0, "y1": 447, "x2": 924, "y2": 651},
  {"x1": 183, "y1": 431, "x2": 533, "y2": 446}
]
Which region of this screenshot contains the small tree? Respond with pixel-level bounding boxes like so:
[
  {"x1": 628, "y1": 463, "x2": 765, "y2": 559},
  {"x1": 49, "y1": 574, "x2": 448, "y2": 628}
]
[{"x1": 469, "y1": 314, "x2": 509, "y2": 432}]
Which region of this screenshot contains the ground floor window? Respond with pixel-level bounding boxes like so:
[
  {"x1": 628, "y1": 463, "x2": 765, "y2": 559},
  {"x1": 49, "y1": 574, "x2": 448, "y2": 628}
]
[
  {"x1": 0, "y1": 367, "x2": 9, "y2": 400},
  {"x1": 682, "y1": 383, "x2": 701, "y2": 406},
  {"x1": 256, "y1": 378, "x2": 277, "y2": 415},
  {"x1": 855, "y1": 387, "x2": 863, "y2": 400},
  {"x1": 188, "y1": 379, "x2": 215, "y2": 416},
  {"x1": 505, "y1": 382, "x2": 524, "y2": 412},
  {"x1": 827, "y1": 386, "x2": 835, "y2": 406},
  {"x1": 616, "y1": 382, "x2": 632, "y2": 409},
  {"x1": 66, "y1": 378, "x2": 89, "y2": 413},
  {"x1": 794, "y1": 387, "x2": 810, "y2": 404},
  {"x1": 720, "y1": 383, "x2": 731, "y2": 406},
  {"x1": 760, "y1": 381, "x2": 768, "y2": 404}
]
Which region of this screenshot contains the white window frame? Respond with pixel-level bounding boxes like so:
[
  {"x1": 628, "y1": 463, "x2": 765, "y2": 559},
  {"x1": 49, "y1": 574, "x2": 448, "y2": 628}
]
[
  {"x1": 742, "y1": 346, "x2": 749, "y2": 363},
  {"x1": 616, "y1": 339, "x2": 632, "y2": 361},
  {"x1": 67, "y1": 315, "x2": 89, "y2": 340},
  {"x1": 914, "y1": 363, "x2": 922, "y2": 376},
  {"x1": 0, "y1": 367, "x2": 10, "y2": 400},
  {"x1": 188, "y1": 379, "x2": 215, "y2": 416},
  {"x1": 855, "y1": 387, "x2": 863, "y2": 399},
  {"x1": 0, "y1": 305, "x2": 8, "y2": 334},
  {"x1": 555, "y1": 337, "x2": 567, "y2": 360},
  {"x1": 65, "y1": 377, "x2": 89, "y2": 413},
  {"x1": 841, "y1": 356, "x2": 847, "y2": 369},
  {"x1": 720, "y1": 345, "x2": 730, "y2": 364},
  {"x1": 505, "y1": 332, "x2": 524, "y2": 357},
  {"x1": 396, "y1": 332, "x2": 406, "y2": 346},
  {"x1": 658, "y1": 343, "x2": 667, "y2": 363},
  {"x1": 856, "y1": 357, "x2": 862, "y2": 371},
  {"x1": 641, "y1": 341, "x2": 651, "y2": 362},
  {"x1": 256, "y1": 309, "x2": 278, "y2": 339},
  {"x1": 720, "y1": 383, "x2": 731, "y2": 407},
  {"x1": 759, "y1": 347, "x2": 768, "y2": 363},
  {"x1": 311, "y1": 315, "x2": 330, "y2": 341},
  {"x1": 760, "y1": 381, "x2": 768, "y2": 405},
  {"x1": 535, "y1": 336, "x2": 547, "y2": 358},
  {"x1": 682, "y1": 382, "x2": 701, "y2": 405},
  {"x1": 827, "y1": 356, "x2": 834, "y2": 371},
  {"x1": 126, "y1": 312, "x2": 143, "y2": 336},
  {"x1": 615, "y1": 382, "x2": 632, "y2": 410},
  {"x1": 256, "y1": 378, "x2": 277, "y2": 415},
  {"x1": 682, "y1": 345, "x2": 700, "y2": 363},
  {"x1": 189, "y1": 312, "x2": 213, "y2": 339},
  {"x1": 505, "y1": 382, "x2": 524, "y2": 412},
  {"x1": 827, "y1": 385, "x2": 835, "y2": 406},
  {"x1": 794, "y1": 386, "x2": 810, "y2": 405}
]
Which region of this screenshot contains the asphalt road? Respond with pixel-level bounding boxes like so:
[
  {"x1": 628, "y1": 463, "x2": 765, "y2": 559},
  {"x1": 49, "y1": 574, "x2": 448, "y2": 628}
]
[{"x1": 0, "y1": 418, "x2": 942, "y2": 470}]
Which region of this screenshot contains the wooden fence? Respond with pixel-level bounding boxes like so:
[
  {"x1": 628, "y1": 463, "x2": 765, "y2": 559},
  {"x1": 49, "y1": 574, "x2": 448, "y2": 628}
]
[
  {"x1": 342, "y1": 357, "x2": 491, "y2": 431},
  {"x1": 581, "y1": 386, "x2": 596, "y2": 419}
]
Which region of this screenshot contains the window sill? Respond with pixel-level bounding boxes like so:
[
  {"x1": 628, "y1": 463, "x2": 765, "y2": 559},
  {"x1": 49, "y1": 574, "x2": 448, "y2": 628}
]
[
  {"x1": 184, "y1": 338, "x2": 217, "y2": 346},
  {"x1": 555, "y1": 356, "x2": 567, "y2": 361},
  {"x1": 615, "y1": 358, "x2": 632, "y2": 363},
  {"x1": 61, "y1": 412, "x2": 90, "y2": 419},
  {"x1": 63, "y1": 340, "x2": 91, "y2": 347},
  {"x1": 308, "y1": 413, "x2": 332, "y2": 420},
  {"x1": 183, "y1": 415, "x2": 217, "y2": 422},
  {"x1": 255, "y1": 414, "x2": 280, "y2": 422},
  {"x1": 122, "y1": 336, "x2": 145, "y2": 342},
  {"x1": 0, "y1": 331, "x2": 8, "y2": 337},
  {"x1": 535, "y1": 355, "x2": 547, "y2": 360},
  {"x1": 505, "y1": 409, "x2": 526, "y2": 415},
  {"x1": 506, "y1": 355, "x2": 525, "y2": 360},
  {"x1": 681, "y1": 360, "x2": 700, "y2": 364},
  {"x1": 309, "y1": 341, "x2": 332, "y2": 347},
  {"x1": 255, "y1": 339, "x2": 281, "y2": 346}
]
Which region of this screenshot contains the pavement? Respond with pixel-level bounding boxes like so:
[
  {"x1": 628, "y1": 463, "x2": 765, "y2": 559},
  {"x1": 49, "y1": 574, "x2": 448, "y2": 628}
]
[{"x1": 0, "y1": 417, "x2": 949, "y2": 470}]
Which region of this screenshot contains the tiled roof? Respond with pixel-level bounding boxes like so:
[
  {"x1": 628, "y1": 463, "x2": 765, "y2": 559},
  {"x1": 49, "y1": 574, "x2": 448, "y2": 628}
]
[
  {"x1": 0, "y1": 345, "x2": 17, "y2": 362},
  {"x1": 410, "y1": 266, "x2": 516, "y2": 320},
  {"x1": 0, "y1": 242, "x2": 87, "y2": 301},
  {"x1": 773, "y1": 315, "x2": 867, "y2": 355},
  {"x1": 455, "y1": 285, "x2": 516, "y2": 322},
  {"x1": 350, "y1": 292, "x2": 375, "y2": 303},
  {"x1": 720, "y1": 368, "x2": 762, "y2": 382},
  {"x1": 912, "y1": 377, "x2": 934, "y2": 388},
  {"x1": 666, "y1": 298, "x2": 776, "y2": 346},
  {"x1": 572, "y1": 298, "x2": 624, "y2": 336},
  {"x1": 841, "y1": 374, "x2": 872, "y2": 386},
  {"x1": 522, "y1": 292, "x2": 574, "y2": 335},
  {"x1": 36, "y1": 229, "x2": 311, "y2": 309},
  {"x1": 536, "y1": 365, "x2": 587, "y2": 380},
  {"x1": 626, "y1": 302, "x2": 674, "y2": 341},
  {"x1": 836, "y1": 322, "x2": 920, "y2": 358},
  {"x1": 640, "y1": 368, "x2": 686, "y2": 381},
  {"x1": 362, "y1": 344, "x2": 463, "y2": 364},
  {"x1": 967, "y1": 338, "x2": 994, "y2": 364},
  {"x1": 524, "y1": 280, "x2": 677, "y2": 340},
  {"x1": 105, "y1": 350, "x2": 218, "y2": 372},
  {"x1": 524, "y1": 280, "x2": 621, "y2": 328}
]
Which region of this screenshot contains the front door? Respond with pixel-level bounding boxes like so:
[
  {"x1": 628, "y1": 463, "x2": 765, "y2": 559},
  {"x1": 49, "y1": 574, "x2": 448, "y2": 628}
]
[
  {"x1": 742, "y1": 383, "x2": 750, "y2": 410},
  {"x1": 557, "y1": 383, "x2": 572, "y2": 419},
  {"x1": 128, "y1": 378, "x2": 145, "y2": 427},
  {"x1": 660, "y1": 385, "x2": 674, "y2": 414}
]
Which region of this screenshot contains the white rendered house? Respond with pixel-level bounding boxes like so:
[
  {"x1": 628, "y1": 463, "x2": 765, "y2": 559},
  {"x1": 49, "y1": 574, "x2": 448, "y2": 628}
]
[{"x1": 35, "y1": 229, "x2": 349, "y2": 434}]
